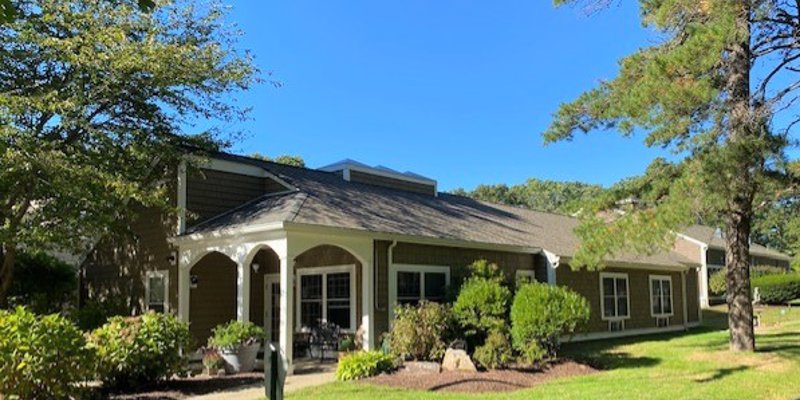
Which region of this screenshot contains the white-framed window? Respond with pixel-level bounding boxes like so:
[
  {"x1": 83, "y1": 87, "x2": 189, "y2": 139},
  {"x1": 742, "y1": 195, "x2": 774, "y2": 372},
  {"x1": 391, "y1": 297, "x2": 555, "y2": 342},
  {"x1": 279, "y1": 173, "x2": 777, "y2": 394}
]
[
  {"x1": 389, "y1": 264, "x2": 450, "y2": 320},
  {"x1": 600, "y1": 272, "x2": 629, "y2": 321},
  {"x1": 515, "y1": 269, "x2": 537, "y2": 286},
  {"x1": 296, "y1": 265, "x2": 356, "y2": 332},
  {"x1": 649, "y1": 275, "x2": 674, "y2": 317},
  {"x1": 145, "y1": 270, "x2": 169, "y2": 313}
]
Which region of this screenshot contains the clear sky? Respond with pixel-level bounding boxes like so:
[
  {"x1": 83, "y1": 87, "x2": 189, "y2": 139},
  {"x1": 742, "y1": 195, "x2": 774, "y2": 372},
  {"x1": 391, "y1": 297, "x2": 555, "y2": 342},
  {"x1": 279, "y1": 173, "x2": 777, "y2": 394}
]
[{"x1": 217, "y1": 1, "x2": 672, "y2": 191}]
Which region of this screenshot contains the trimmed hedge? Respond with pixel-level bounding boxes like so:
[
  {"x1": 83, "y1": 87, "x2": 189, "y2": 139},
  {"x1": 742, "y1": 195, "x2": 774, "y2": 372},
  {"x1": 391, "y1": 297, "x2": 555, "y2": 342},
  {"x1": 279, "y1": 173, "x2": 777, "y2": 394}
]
[
  {"x1": 0, "y1": 307, "x2": 94, "y2": 399},
  {"x1": 336, "y1": 351, "x2": 395, "y2": 381},
  {"x1": 452, "y1": 276, "x2": 511, "y2": 338},
  {"x1": 510, "y1": 283, "x2": 589, "y2": 365},
  {"x1": 752, "y1": 273, "x2": 800, "y2": 304}
]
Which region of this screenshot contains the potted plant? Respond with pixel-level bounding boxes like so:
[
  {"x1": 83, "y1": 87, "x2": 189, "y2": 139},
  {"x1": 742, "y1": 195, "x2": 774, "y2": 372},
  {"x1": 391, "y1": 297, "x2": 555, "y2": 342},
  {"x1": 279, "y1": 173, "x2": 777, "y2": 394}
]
[
  {"x1": 202, "y1": 348, "x2": 226, "y2": 376},
  {"x1": 208, "y1": 321, "x2": 265, "y2": 373},
  {"x1": 338, "y1": 336, "x2": 356, "y2": 360}
]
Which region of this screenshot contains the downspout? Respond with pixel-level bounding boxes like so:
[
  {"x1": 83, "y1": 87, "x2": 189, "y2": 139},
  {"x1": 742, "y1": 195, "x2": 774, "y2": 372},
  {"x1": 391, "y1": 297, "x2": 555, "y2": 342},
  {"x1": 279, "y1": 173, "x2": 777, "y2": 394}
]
[{"x1": 374, "y1": 240, "x2": 397, "y2": 312}]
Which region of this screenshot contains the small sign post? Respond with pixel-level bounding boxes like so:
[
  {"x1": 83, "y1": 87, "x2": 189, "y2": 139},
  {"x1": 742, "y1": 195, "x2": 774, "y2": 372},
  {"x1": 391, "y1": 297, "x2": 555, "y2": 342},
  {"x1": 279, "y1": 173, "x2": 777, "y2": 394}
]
[{"x1": 264, "y1": 343, "x2": 285, "y2": 400}]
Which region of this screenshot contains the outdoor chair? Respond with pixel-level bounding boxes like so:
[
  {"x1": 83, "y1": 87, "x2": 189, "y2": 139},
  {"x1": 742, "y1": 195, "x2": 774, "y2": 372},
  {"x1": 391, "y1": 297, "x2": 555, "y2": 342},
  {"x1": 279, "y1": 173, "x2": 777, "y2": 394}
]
[{"x1": 307, "y1": 320, "x2": 341, "y2": 361}]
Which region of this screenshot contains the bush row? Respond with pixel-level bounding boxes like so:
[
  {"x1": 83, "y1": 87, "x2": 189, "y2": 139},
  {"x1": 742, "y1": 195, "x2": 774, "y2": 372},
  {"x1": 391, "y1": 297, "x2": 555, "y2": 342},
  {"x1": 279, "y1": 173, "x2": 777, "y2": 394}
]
[
  {"x1": 386, "y1": 260, "x2": 590, "y2": 370},
  {"x1": 752, "y1": 273, "x2": 800, "y2": 304},
  {"x1": 709, "y1": 265, "x2": 789, "y2": 297},
  {"x1": 0, "y1": 307, "x2": 192, "y2": 398}
]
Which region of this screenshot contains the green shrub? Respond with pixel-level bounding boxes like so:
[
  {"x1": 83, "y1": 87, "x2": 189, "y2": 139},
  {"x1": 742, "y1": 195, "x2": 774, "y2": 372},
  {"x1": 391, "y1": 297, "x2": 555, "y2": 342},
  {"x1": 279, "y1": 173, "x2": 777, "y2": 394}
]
[
  {"x1": 72, "y1": 299, "x2": 129, "y2": 331},
  {"x1": 8, "y1": 252, "x2": 77, "y2": 314},
  {"x1": 473, "y1": 328, "x2": 513, "y2": 370},
  {"x1": 335, "y1": 351, "x2": 395, "y2": 381},
  {"x1": 709, "y1": 269, "x2": 727, "y2": 296},
  {"x1": 89, "y1": 312, "x2": 191, "y2": 389},
  {"x1": 752, "y1": 273, "x2": 800, "y2": 304},
  {"x1": 208, "y1": 320, "x2": 264, "y2": 349},
  {"x1": 709, "y1": 265, "x2": 787, "y2": 297},
  {"x1": 452, "y1": 275, "x2": 511, "y2": 338},
  {"x1": 0, "y1": 307, "x2": 94, "y2": 399},
  {"x1": 389, "y1": 301, "x2": 452, "y2": 361},
  {"x1": 510, "y1": 283, "x2": 589, "y2": 365}
]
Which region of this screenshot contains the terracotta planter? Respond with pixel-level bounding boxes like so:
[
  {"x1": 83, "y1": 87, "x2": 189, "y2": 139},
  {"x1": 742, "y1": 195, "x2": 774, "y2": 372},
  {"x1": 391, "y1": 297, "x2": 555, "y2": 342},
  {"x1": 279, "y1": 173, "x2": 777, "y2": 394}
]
[{"x1": 219, "y1": 343, "x2": 260, "y2": 374}]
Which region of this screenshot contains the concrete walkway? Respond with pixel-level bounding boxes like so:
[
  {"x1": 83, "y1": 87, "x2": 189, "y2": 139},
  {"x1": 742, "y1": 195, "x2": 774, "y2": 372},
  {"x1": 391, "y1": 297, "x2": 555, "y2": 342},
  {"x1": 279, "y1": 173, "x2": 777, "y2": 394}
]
[{"x1": 188, "y1": 371, "x2": 335, "y2": 400}]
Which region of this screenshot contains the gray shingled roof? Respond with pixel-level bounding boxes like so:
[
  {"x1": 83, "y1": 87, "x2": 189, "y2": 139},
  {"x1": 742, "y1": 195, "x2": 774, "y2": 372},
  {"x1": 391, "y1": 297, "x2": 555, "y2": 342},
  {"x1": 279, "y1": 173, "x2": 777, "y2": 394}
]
[
  {"x1": 681, "y1": 225, "x2": 791, "y2": 261},
  {"x1": 185, "y1": 155, "x2": 698, "y2": 268}
]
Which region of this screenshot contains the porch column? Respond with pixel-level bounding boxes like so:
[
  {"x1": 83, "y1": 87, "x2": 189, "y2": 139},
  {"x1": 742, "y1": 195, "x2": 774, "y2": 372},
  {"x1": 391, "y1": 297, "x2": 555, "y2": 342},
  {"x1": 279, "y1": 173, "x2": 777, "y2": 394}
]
[
  {"x1": 236, "y1": 254, "x2": 251, "y2": 322},
  {"x1": 279, "y1": 255, "x2": 294, "y2": 374},
  {"x1": 361, "y1": 246, "x2": 375, "y2": 350},
  {"x1": 177, "y1": 250, "x2": 191, "y2": 323}
]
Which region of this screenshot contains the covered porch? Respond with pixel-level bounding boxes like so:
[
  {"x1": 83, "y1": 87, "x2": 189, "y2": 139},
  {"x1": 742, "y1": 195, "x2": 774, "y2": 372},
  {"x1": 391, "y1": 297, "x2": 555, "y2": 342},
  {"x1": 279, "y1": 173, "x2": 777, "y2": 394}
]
[{"x1": 174, "y1": 227, "x2": 375, "y2": 375}]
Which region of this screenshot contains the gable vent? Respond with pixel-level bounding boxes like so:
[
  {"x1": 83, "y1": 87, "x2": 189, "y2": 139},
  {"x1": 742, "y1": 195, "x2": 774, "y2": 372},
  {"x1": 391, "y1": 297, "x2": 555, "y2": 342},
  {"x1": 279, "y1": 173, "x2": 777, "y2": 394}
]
[{"x1": 319, "y1": 159, "x2": 438, "y2": 196}]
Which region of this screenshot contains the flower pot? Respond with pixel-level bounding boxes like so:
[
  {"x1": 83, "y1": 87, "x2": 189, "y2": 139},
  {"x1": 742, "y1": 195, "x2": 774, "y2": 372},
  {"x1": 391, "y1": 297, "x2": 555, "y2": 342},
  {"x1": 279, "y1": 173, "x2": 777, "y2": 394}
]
[{"x1": 219, "y1": 342, "x2": 260, "y2": 374}]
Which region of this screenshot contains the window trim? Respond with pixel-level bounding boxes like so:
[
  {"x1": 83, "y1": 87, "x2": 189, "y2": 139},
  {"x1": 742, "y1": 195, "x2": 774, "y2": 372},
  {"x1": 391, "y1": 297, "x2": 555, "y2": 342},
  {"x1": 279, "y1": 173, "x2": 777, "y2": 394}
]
[
  {"x1": 388, "y1": 264, "x2": 450, "y2": 321},
  {"x1": 145, "y1": 270, "x2": 169, "y2": 313},
  {"x1": 599, "y1": 272, "x2": 630, "y2": 321},
  {"x1": 515, "y1": 269, "x2": 537, "y2": 284},
  {"x1": 649, "y1": 274, "x2": 674, "y2": 318},
  {"x1": 295, "y1": 264, "x2": 356, "y2": 333}
]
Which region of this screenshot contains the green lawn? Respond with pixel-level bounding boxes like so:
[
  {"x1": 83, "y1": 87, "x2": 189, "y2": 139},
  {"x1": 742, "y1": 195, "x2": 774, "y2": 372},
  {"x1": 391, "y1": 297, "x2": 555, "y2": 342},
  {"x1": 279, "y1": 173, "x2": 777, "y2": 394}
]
[{"x1": 288, "y1": 306, "x2": 800, "y2": 400}]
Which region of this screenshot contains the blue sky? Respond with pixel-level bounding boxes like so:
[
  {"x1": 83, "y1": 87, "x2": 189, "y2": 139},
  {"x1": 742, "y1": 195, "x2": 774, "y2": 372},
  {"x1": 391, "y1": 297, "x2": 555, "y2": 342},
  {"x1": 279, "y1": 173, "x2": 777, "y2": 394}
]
[{"x1": 217, "y1": 1, "x2": 672, "y2": 191}]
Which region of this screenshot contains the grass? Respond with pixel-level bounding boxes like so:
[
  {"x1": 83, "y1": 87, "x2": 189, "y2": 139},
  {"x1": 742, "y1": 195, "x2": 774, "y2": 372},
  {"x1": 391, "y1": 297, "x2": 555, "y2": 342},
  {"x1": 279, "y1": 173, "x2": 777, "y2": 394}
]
[{"x1": 287, "y1": 306, "x2": 800, "y2": 400}]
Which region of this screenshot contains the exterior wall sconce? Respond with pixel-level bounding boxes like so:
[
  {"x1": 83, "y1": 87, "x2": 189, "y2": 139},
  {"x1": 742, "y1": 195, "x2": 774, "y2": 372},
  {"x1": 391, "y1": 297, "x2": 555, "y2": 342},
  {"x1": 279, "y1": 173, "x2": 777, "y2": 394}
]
[{"x1": 252, "y1": 263, "x2": 260, "y2": 273}]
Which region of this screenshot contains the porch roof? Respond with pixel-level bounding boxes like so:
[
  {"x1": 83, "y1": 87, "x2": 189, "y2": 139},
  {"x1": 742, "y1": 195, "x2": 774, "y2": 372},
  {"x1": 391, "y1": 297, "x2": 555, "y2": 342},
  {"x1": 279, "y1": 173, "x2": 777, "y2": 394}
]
[{"x1": 183, "y1": 154, "x2": 698, "y2": 269}]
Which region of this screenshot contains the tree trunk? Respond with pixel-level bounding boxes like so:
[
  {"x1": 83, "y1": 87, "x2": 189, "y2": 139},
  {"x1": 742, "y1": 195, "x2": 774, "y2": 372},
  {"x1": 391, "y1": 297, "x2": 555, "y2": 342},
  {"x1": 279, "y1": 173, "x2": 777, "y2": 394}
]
[
  {"x1": 0, "y1": 245, "x2": 16, "y2": 308},
  {"x1": 725, "y1": 212, "x2": 755, "y2": 351},
  {"x1": 724, "y1": 0, "x2": 756, "y2": 352}
]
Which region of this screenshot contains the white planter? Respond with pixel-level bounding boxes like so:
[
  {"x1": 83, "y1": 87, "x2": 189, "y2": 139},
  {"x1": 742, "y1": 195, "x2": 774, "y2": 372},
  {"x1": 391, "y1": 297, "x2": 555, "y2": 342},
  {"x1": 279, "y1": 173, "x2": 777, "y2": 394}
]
[{"x1": 219, "y1": 342, "x2": 260, "y2": 374}]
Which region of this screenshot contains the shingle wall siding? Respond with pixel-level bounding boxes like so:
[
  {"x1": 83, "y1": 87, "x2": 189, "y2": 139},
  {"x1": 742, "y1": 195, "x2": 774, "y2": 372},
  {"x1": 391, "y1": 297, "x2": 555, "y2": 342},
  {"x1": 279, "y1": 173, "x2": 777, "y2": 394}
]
[{"x1": 556, "y1": 265, "x2": 690, "y2": 333}]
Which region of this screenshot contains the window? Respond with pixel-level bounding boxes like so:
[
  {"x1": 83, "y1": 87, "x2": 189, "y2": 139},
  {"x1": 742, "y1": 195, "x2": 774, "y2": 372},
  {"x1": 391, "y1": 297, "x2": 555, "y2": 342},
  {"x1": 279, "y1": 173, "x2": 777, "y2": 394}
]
[
  {"x1": 297, "y1": 265, "x2": 355, "y2": 331},
  {"x1": 650, "y1": 275, "x2": 673, "y2": 317},
  {"x1": 516, "y1": 270, "x2": 537, "y2": 286},
  {"x1": 600, "y1": 273, "x2": 629, "y2": 320},
  {"x1": 389, "y1": 264, "x2": 450, "y2": 320},
  {"x1": 145, "y1": 270, "x2": 168, "y2": 313}
]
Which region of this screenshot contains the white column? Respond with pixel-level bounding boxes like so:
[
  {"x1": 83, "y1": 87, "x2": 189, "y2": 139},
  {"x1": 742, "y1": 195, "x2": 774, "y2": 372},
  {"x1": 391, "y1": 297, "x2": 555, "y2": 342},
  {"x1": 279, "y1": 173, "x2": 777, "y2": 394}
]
[
  {"x1": 279, "y1": 255, "x2": 294, "y2": 375},
  {"x1": 236, "y1": 254, "x2": 251, "y2": 322},
  {"x1": 699, "y1": 245, "x2": 709, "y2": 308},
  {"x1": 177, "y1": 258, "x2": 191, "y2": 323},
  {"x1": 361, "y1": 246, "x2": 375, "y2": 350}
]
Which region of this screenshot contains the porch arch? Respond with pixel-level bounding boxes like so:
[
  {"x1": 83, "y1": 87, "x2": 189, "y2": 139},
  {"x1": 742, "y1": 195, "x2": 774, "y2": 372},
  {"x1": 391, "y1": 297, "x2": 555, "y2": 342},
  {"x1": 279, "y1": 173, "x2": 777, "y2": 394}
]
[{"x1": 187, "y1": 251, "x2": 237, "y2": 346}]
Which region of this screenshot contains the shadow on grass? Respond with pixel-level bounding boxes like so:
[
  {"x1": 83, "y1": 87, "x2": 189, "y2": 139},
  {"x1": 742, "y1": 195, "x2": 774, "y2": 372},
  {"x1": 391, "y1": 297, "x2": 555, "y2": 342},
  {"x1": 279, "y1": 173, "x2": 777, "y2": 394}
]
[
  {"x1": 758, "y1": 329, "x2": 800, "y2": 358},
  {"x1": 693, "y1": 365, "x2": 749, "y2": 383},
  {"x1": 428, "y1": 378, "x2": 526, "y2": 392}
]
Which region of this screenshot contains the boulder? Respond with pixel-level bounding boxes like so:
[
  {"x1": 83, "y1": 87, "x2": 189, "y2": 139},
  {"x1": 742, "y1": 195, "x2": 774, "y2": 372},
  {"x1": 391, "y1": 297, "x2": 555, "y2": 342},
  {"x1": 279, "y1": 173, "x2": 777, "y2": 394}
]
[
  {"x1": 441, "y1": 348, "x2": 477, "y2": 372},
  {"x1": 404, "y1": 361, "x2": 441, "y2": 374}
]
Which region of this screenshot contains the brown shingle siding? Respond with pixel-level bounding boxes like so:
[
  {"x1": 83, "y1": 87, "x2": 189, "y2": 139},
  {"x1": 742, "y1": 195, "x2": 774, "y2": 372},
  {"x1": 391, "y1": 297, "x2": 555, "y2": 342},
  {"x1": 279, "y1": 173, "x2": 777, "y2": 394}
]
[
  {"x1": 186, "y1": 168, "x2": 285, "y2": 223},
  {"x1": 556, "y1": 265, "x2": 689, "y2": 333},
  {"x1": 349, "y1": 170, "x2": 436, "y2": 196}
]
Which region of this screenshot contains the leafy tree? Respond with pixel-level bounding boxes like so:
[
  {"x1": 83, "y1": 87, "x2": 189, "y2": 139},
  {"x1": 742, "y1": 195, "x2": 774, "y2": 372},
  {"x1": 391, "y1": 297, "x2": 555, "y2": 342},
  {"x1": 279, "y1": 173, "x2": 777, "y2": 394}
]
[
  {"x1": 547, "y1": 0, "x2": 799, "y2": 351},
  {"x1": 0, "y1": 0, "x2": 256, "y2": 305},
  {"x1": 8, "y1": 252, "x2": 77, "y2": 314},
  {"x1": 249, "y1": 153, "x2": 306, "y2": 167},
  {"x1": 452, "y1": 178, "x2": 603, "y2": 214}
]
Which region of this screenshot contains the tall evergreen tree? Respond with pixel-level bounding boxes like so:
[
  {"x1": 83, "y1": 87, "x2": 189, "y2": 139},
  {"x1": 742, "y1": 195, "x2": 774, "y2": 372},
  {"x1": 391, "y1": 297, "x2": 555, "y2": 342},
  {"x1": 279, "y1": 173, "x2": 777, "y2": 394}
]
[{"x1": 547, "y1": 0, "x2": 799, "y2": 351}]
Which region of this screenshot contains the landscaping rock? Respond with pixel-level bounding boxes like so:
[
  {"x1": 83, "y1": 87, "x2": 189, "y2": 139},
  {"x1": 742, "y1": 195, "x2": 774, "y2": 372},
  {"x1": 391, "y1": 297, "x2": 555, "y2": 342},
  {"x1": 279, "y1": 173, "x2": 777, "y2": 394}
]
[
  {"x1": 404, "y1": 361, "x2": 442, "y2": 374},
  {"x1": 441, "y1": 349, "x2": 477, "y2": 372}
]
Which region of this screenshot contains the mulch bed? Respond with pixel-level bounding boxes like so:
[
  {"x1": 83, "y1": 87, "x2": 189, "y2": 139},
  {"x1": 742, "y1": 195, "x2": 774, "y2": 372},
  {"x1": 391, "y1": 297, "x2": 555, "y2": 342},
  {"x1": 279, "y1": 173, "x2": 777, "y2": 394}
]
[
  {"x1": 363, "y1": 359, "x2": 596, "y2": 393},
  {"x1": 99, "y1": 372, "x2": 263, "y2": 400}
]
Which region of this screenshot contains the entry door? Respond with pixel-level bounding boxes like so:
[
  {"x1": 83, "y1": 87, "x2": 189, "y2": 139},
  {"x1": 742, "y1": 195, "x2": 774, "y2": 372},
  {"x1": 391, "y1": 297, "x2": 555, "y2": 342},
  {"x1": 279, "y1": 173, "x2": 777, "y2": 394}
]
[{"x1": 264, "y1": 275, "x2": 281, "y2": 344}]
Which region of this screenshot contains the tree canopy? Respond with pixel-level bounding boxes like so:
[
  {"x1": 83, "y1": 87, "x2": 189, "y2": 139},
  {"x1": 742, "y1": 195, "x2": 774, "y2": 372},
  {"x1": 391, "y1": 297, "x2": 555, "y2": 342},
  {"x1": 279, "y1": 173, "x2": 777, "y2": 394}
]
[
  {"x1": 452, "y1": 179, "x2": 603, "y2": 214},
  {"x1": 0, "y1": 0, "x2": 256, "y2": 303}
]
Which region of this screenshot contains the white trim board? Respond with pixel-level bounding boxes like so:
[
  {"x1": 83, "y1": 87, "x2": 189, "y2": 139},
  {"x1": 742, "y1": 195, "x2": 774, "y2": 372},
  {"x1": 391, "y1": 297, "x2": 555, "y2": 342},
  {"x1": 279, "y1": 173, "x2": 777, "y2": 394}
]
[
  {"x1": 295, "y1": 264, "x2": 357, "y2": 333},
  {"x1": 388, "y1": 264, "x2": 451, "y2": 322},
  {"x1": 649, "y1": 274, "x2": 675, "y2": 318},
  {"x1": 562, "y1": 324, "x2": 691, "y2": 343},
  {"x1": 599, "y1": 272, "x2": 631, "y2": 322},
  {"x1": 145, "y1": 270, "x2": 170, "y2": 313}
]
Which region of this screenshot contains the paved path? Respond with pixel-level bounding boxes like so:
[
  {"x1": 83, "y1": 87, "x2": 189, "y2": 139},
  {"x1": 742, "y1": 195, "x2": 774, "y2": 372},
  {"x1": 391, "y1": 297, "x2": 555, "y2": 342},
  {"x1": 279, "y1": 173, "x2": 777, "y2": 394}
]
[{"x1": 188, "y1": 371, "x2": 335, "y2": 400}]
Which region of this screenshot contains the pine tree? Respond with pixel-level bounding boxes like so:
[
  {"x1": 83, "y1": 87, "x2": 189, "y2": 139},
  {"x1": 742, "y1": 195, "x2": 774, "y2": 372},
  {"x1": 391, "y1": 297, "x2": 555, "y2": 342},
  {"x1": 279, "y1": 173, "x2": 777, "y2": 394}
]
[{"x1": 547, "y1": 0, "x2": 800, "y2": 351}]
